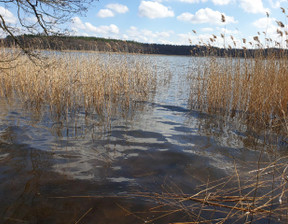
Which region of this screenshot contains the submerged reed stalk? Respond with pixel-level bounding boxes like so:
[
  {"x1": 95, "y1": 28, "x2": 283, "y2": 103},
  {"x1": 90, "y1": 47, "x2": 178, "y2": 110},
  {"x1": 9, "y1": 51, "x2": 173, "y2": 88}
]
[{"x1": 130, "y1": 158, "x2": 288, "y2": 223}]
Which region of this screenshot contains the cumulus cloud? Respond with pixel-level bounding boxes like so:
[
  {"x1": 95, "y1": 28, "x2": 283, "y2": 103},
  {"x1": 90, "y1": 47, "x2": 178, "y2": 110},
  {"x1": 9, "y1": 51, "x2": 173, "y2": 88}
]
[
  {"x1": 253, "y1": 17, "x2": 276, "y2": 29},
  {"x1": 201, "y1": 27, "x2": 214, "y2": 32},
  {"x1": 239, "y1": 0, "x2": 269, "y2": 14},
  {"x1": 0, "y1": 6, "x2": 17, "y2": 24},
  {"x1": 177, "y1": 8, "x2": 236, "y2": 25},
  {"x1": 177, "y1": 0, "x2": 230, "y2": 5},
  {"x1": 178, "y1": 0, "x2": 208, "y2": 3},
  {"x1": 268, "y1": 0, "x2": 286, "y2": 8},
  {"x1": 71, "y1": 17, "x2": 85, "y2": 29},
  {"x1": 125, "y1": 26, "x2": 174, "y2": 43},
  {"x1": 71, "y1": 17, "x2": 119, "y2": 38},
  {"x1": 177, "y1": 32, "x2": 215, "y2": 45},
  {"x1": 106, "y1": 3, "x2": 129, "y2": 14},
  {"x1": 97, "y1": 9, "x2": 114, "y2": 18},
  {"x1": 178, "y1": 30, "x2": 242, "y2": 47},
  {"x1": 252, "y1": 17, "x2": 280, "y2": 37},
  {"x1": 97, "y1": 3, "x2": 128, "y2": 18},
  {"x1": 212, "y1": 0, "x2": 231, "y2": 5},
  {"x1": 252, "y1": 16, "x2": 287, "y2": 46},
  {"x1": 84, "y1": 23, "x2": 119, "y2": 34},
  {"x1": 216, "y1": 27, "x2": 240, "y2": 35},
  {"x1": 138, "y1": 1, "x2": 174, "y2": 19}
]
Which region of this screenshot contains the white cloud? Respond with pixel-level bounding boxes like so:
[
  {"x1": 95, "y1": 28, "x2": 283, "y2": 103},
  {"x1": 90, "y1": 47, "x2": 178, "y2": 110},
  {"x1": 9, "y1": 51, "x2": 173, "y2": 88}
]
[
  {"x1": 216, "y1": 27, "x2": 239, "y2": 35},
  {"x1": 71, "y1": 17, "x2": 119, "y2": 38},
  {"x1": 252, "y1": 17, "x2": 280, "y2": 37},
  {"x1": 24, "y1": 17, "x2": 38, "y2": 24},
  {"x1": 212, "y1": 0, "x2": 231, "y2": 5},
  {"x1": 253, "y1": 17, "x2": 276, "y2": 29},
  {"x1": 171, "y1": 0, "x2": 231, "y2": 5},
  {"x1": 97, "y1": 3, "x2": 128, "y2": 18},
  {"x1": 138, "y1": 1, "x2": 174, "y2": 19},
  {"x1": 97, "y1": 9, "x2": 114, "y2": 18},
  {"x1": 71, "y1": 17, "x2": 85, "y2": 29},
  {"x1": 252, "y1": 17, "x2": 287, "y2": 47},
  {"x1": 125, "y1": 26, "x2": 174, "y2": 43},
  {"x1": 201, "y1": 27, "x2": 214, "y2": 32},
  {"x1": 84, "y1": 23, "x2": 98, "y2": 33},
  {"x1": 178, "y1": 0, "x2": 208, "y2": 3},
  {"x1": 239, "y1": 0, "x2": 269, "y2": 14},
  {"x1": 178, "y1": 32, "x2": 214, "y2": 45},
  {"x1": 268, "y1": 0, "x2": 286, "y2": 8},
  {"x1": 106, "y1": 3, "x2": 129, "y2": 14},
  {"x1": 177, "y1": 33, "x2": 193, "y2": 45},
  {"x1": 177, "y1": 30, "x2": 243, "y2": 47},
  {"x1": 177, "y1": 8, "x2": 237, "y2": 25},
  {"x1": 109, "y1": 25, "x2": 120, "y2": 34},
  {"x1": 0, "y1": 6, "x2": 17, "y2": 24},
  {"x1": 85, "y1": 23, "x2": 119, "y2": 34}
]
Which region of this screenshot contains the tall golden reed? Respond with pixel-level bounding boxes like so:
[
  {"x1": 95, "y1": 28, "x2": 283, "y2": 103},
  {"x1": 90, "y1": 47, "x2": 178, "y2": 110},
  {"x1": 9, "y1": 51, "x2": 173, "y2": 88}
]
[
  {"x1": 189, "y1": 12, "x2": 288, "y2": 135},
  {"x1": 183, "y1": 11, "x2": 288, "y2": 222},
  {"x1": 0, "y1": 50, "x2": 157, "y2": 120}
]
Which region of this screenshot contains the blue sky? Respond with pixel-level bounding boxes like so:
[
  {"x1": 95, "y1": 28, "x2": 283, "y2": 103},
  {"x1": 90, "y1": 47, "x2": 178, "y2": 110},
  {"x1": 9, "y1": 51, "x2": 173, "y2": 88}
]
[{"x1": 1, "y1": 0, "x2": 288, "y2": 47}]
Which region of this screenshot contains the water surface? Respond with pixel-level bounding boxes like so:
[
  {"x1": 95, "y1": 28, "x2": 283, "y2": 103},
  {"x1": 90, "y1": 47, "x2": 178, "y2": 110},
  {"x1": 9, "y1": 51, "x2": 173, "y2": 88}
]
[{"x1": 0, "y1": 53, "x2": 284, "y2": 223}]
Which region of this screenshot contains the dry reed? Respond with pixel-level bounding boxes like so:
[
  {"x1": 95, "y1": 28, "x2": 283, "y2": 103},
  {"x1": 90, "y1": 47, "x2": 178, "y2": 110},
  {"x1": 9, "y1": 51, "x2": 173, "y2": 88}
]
[
  {"x1": 123, "y1": 158, "x2": 288, "y2": 223},
  {"x1": 165, "y1": 9, "x2": 288, "y2": 223},
  {"x1": 189, "y1": 11, "x2": 288, "y2": 137},
  {"x1": 0, "y1": 49, "x2": 157, "y2": 122}
]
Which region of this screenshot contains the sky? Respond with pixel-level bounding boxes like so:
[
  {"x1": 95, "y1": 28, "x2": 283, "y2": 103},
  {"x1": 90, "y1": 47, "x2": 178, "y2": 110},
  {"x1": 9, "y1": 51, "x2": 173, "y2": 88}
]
[{"x1": 1, "y1": 0, "x2": 288, "y2": 47}]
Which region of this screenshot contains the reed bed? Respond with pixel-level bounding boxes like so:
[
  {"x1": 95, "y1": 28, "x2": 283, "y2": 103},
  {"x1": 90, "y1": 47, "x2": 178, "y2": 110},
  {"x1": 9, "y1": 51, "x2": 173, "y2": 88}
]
[
  {"x1": 0, "y1": 49, "x2": 157, "y2": 121},
  {"x1": 163, "y1": 10, "x2": 288, "y2": 223},
  {"x1": 189, "y1": 12, "x2": 288, "y2": 137},
  {"x1": 190, "y1": 52, "x2": 288, "y2": 134}
]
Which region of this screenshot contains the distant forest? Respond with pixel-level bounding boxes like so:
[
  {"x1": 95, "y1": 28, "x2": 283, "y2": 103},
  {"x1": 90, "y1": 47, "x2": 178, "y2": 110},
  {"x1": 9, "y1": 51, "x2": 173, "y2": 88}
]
[{"x1": 2, "y1": 34, "x2": 287, "y2": 58}]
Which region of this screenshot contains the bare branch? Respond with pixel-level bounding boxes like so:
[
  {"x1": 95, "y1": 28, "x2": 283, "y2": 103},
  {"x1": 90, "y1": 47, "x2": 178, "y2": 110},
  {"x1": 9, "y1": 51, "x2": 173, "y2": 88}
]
[{"x1": 0, "y1": 0, "x2": 98, "y2": 60}]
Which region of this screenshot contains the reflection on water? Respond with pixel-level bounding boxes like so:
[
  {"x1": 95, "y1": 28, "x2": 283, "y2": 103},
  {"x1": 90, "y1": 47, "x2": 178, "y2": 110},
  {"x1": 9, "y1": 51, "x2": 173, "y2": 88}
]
[{"x1": 0, "y1": 54, "x2": 285, "y2": 223}]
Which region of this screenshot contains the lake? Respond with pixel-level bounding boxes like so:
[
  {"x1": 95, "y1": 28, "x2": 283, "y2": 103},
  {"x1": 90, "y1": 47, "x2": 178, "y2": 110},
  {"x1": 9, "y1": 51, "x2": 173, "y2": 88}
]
[{"x1": 0, "y1": 53, "x2": 286, "y2": 223}]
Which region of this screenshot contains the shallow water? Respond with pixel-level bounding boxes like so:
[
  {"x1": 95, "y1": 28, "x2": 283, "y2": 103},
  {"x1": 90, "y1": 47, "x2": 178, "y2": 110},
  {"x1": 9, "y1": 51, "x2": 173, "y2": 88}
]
[{"x1": 0, "y1": 54, "x2": 286, "y2": 223}]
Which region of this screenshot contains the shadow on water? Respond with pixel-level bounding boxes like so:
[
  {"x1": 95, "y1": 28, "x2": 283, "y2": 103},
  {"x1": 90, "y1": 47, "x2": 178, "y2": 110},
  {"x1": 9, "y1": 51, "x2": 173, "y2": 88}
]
[{"x1": 0, "y1": 101, "x2": 275, "y2": 223}]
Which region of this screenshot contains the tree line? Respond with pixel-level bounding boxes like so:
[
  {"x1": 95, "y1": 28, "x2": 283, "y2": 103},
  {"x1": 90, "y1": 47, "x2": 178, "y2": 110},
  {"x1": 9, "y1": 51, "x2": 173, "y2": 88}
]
[{"x1": 2, "y1": 34, "x2": 287, "y2": 58}]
